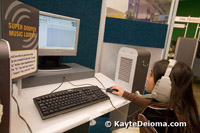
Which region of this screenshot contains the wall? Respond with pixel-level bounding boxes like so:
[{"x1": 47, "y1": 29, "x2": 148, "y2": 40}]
[
  {"x1": 172, "y1": 0, "x2": 200, "y2": 40},
  {"x1": 19, "y1": 0, "x2": 103, "y2": 69}
]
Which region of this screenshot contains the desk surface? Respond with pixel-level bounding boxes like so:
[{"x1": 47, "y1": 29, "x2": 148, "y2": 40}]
[{"x1": 11, "y1": 73, "x2": 130, "y2": 133}]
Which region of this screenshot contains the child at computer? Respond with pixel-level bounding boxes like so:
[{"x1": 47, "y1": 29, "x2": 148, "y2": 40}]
[
  {"x1": 144, "y1": 59, "x2": 169, "y2": 95},
  {"x1": 110, "y1": 60, "x2": 200, "y2": 132}
]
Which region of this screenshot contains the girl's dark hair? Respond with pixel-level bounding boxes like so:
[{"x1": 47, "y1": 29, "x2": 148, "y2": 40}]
[
  {"x1": 169, "y1": 62, "x2": 200, "y2": 132},
  {"x1": 152, "y1": 60, "x2": 169, "y2": 84}
]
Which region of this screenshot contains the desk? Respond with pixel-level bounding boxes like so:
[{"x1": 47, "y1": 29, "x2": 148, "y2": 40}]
[{"x1": 11, "y1": 73, "x2": 130, "y2": 133}]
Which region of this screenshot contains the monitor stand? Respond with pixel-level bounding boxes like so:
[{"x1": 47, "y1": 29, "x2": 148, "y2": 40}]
[
  {"x1": 22, "y1": 63, "x2": 95, "y2": 88},
  {"x1": 39, "y1": 56, "x2": 71, "y2": 71}
]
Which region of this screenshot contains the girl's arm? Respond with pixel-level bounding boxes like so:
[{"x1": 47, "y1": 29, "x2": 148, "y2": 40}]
[
  {"x1": 122, "y1": 91, "x2": 152, "y2": 108},
  {"x1": 110, "y1": 86, "x2": 151, "y2": 108}
]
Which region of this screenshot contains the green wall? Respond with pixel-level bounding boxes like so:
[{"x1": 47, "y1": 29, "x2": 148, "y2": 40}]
[{"x1": 172, "y1": 0, "x2": 200, "y2": 40}]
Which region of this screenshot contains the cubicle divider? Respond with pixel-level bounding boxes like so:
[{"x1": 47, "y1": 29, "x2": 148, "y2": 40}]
[
  {"x1": 104, "y1": 17, "x2": 168, "y2": 48},
  {"x1": 174, "y1": 37, "x2": 198, "y2": 67},
  {"x1": 193, "y1": 40, "x2": 200, "y2": 77}
]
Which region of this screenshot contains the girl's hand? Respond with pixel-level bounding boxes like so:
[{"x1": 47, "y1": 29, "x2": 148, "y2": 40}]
[{"x1": 110, "y1": 86, "x2": 124, "y2": 96}]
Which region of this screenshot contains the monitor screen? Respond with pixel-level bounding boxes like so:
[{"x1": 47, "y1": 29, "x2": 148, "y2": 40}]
[
  {"x1": 38, "y1": 11, "x2": 80, "y2": 70},
  {"x1": 38, "y1": 11, "x2": 80, "y2": 56}
]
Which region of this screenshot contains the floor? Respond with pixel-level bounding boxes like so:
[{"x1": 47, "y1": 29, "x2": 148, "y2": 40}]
[{"x1": 89, "y1": 114, "x2": 111, "y2": 133}]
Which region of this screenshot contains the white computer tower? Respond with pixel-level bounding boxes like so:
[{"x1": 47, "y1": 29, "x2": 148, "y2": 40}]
[
  {"x1": 115, "y1": 47, "x2": 150, "y2": 94},
  {"x1": 109, "y1": 47, "x2": 151, "y2": 131}
]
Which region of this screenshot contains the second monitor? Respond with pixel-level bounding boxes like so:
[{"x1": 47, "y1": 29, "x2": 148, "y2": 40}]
[{"x1": 38, "y1": 11, "x2": 80, "y2": 70}]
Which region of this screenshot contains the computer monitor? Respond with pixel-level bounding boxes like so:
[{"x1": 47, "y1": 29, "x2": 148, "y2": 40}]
[{"x1": 38, "y1": 11, "x2": 80, "y2": 70}]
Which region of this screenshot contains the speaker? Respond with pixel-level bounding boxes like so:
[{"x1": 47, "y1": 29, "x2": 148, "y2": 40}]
[{"x1": 136, "y1": 59, "x2": 177, "y2": 102}]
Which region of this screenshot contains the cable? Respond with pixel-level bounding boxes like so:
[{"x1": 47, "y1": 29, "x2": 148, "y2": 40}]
[
  {"x1": 94, "y1": 76, "x2": 137, "y2": 118},
  {"x1": 64, "y1": 76, "x2": 96, "y2": 88},
  {"x1": 65, "y1": 76, "x2": 107, "y2": 91},
  {"x1": 50, "y1": 76, "x2": 99, "y2": 94},
  {"x1": 50, "y1": 77, "x2": 65, "y2": 93},
  {"x1": 11, "y1": 85, "x2": 33, "y2": 133}
]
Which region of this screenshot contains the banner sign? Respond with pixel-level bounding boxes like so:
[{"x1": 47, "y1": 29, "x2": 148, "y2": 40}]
[
  {"x1": 175, "y1": 16, "x2": 200, "y2": 23},
  {"x1": 2, "y1": 0, "x2": 39, "y2": 79},
  {"x1": 173, "y1": 23, "x2": 186, "y2": 29}
]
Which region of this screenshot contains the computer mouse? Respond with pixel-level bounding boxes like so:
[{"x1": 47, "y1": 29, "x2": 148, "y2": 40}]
[{"x1": 106, "y1": 88, "x2": 118, "y2": 93}]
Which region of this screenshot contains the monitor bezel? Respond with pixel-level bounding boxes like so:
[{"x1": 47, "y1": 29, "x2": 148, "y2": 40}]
[{"x1": 38, "y1": 11, "x2": 80, "y2": 56}]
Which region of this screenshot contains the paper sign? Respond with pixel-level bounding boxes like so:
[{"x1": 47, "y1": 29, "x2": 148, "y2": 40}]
[{"x1": 11, "y1": 50, "x2": 37, "y2": 79}]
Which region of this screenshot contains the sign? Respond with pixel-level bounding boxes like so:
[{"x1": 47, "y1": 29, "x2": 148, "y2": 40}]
[
  {"x1": 11, "y1": 50, "x2": 37, "y2": 79},
  {"x1": 2, "y1": 0, "x2": 39, "y2": 79},
  {"x1": 175, "y1": 16, "x2": 200, "y2": 23},
  {"x1": 173, "y1": 23, "x2": 186, "y2": 29}
]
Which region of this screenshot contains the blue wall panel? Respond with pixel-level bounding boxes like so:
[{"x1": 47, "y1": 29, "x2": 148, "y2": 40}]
[
  {"x1": 20, "y1": 0, "x2": 102, "y2": 69},
  {"x1": 104, "y1": 17, "x2": 168, "y2": 48}
]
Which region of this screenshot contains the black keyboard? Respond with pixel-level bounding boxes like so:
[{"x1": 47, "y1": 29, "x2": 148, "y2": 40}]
[{"x1": 33, "y1": 86, "x2": 109, "y2": 120}]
